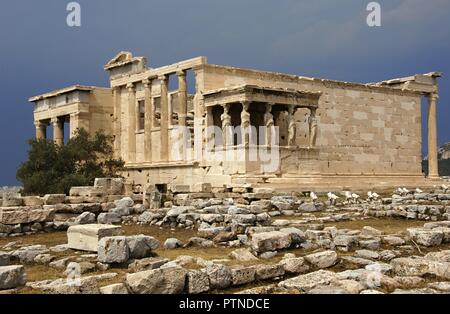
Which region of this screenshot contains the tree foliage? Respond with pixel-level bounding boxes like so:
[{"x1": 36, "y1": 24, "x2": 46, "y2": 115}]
[{"x1": 17, "y1": 128, "x2": 124, "y2": 195}]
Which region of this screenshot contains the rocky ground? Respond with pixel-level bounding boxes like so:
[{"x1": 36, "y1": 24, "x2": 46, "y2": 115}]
[{"x1": 1, "y1": 181, "x2": 450, "y2": 294}]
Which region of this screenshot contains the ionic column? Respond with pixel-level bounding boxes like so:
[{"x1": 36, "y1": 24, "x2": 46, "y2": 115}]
[
  {"x1": 51, "y1": 117, "x2": 64, "y2": 146},
  {"x1": 427, "y1": 93, "x2": 439, "y2": 178},
  {"x1": 240, "y1": 101, "x2": 251, "y2": 146},
  {"x1": 177, "y1": 70, "x2": 188, "y2": 127},
  {"x1": 159, "y1": 75, "x2": 169, "y2": 161},
  {"x1": 143, "y1": 79, "x2": 153, "y2": 162},
  {"x1": 127, "y1": 83, "x2": 136, "y2": 162},
  {"x1": 35, "y1": 121, "x2": 47, "y2": 140},
  {"x1": 112, "y1": 86, "x2": 121, "y2": 157}
]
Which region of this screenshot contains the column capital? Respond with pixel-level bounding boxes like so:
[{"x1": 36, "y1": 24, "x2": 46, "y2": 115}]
[
  {"x1": 126, "y1": 83, "x2": 135, "y2": 91},
  {"x1": 176, "y1": 70, "x2": 186, "y2": 77},
  {"x1": 34, "y1": 120, "x2": 46, "y2": 127},
  {"x1": 50, "y1": 117, "x2": 60, "y2": 124},
  {"x1": 158, "y1": 74, "x2": 168, "y2": 82},
  {"x1": 429, "y1": 93, "x2": 439, "y2": 101},
  {"x1": 143, "y1": 77, "x2": 155, "y2": 87}
]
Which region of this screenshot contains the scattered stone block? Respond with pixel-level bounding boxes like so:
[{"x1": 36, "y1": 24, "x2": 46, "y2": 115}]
[
  {"x1": 0, "y1": 265, "x2": 27, "y2": 290},
  {"x1": 67, "y1": 224, "x2": 122, "y2": 252},
  {"x1": 43, "y1": 194, "x2": 66, "y2": 205},
  {"x1": 126, "y1": 267, "x2": 187, "y2": 294}
]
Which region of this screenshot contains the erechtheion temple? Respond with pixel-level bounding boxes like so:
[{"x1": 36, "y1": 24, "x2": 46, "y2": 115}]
[{"x1": 28, "y1": 51, "x2": 443, "y2": 191}]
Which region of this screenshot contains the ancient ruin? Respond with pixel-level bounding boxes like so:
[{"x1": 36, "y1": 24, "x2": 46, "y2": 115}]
[
  {"x1": 28, "y1": 51, "x2": 444, "y2": 192},
  {"x1": 1, "y1": 52, "x2": 449, "y2": 295}
]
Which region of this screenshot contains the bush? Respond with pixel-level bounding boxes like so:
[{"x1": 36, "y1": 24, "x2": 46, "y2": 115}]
[{"x1": 17, "y1": 128, "x2": 124, "y2": 195}]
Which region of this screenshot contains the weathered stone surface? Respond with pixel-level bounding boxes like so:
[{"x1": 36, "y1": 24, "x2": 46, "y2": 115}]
[
  {"x1": 355, "y1": 250, "x2": 379, "y2": 260},
  {"x1": 128, "y1": 257, "x2": 169, "y2": 272},
  {"x1": 361, "y1": 226, "x2": 383, "y2": 237},
  {"x1": 0, "y1": 251, "x2": 11, "y2": 266},
  {"x1": 333, "y1": 235, "x2": 358, "y2": 251},
  {"x1": 254, "y1": 264, "x2": 285, "y2": 280},
  {"x1": 279, "y1": 257, "x2": 310, "y2": 274},
  {"x1": 126, "y1": 235, "x2": 159, "y2": 259},
  {"x1": 0, "y1": 265, "x2": 26, "y2": 290},
  {"x1": 0, "y1": 207, "x2": 55, "y2": 225},
  {"x1": 74, "y1": 212, "x2": 96, "y2": 225},
  {"x1": 126, "y1": 267, "x2": 187, "y2": 294},
  {"x1": 98, "y1": 236, "x2": 129, "y2": 264},
  {"x1": 382, "y1": 236, "x2": 405, "y2": 246},
  {"x1": 2, "y1": 193, "x2": 23, "y2": 207},
  {"x1": 187, "y1": 270, "x2": 210, "y2": 294},
  {"x1": 251, "y1": 231, "x2": 292, "y2": 253},
  {"x1": 279, "y1": 227, "x2": 306, "y2": 244},
  {"x1": 22, "y1": 196, "x2": 44, "y2": 206},
  {"x1": 229, "y1": 248, "x2": 258, "y2": 262},
  {"x1": 407, "y1": 228, "x2": 443, "y2": 247},
  {"x1": 97, "y1": 212, "x2": 122, "y2": 225},
  {"x1": 278, "y1": 270, "x2": 338, "y2": 292},
  {"x1": 164, "y1": 238, "x2": 183, "y2": 249},
  {"x1": 94, "y1": 178, "x2": 124, "y2": 195},
  {"x1": 203, "y1": 264, "x2": 232, "y2": 289},
  {"x1": 43, "y1": 194, "x2": 66, "y2": 205},
  {"x1": 100, "y1": 283, "x2": 129, "y2": 294},
  {"x1": 231, "y1": 266, "x2": 256, "y2": 286},
  {"x1": 12, "y1": 245, "x2": 49, "y2": 263},
  {"x1": 67, "y1": 224, "x2": 122, "y2": 252},
  {"x1": 391, "y1": 257, "x2": 450, "y2": 279},
  {"x1": 424, "y1": 250, "x2": 450, "y2": 263},
  {"x1": 298, "y1": 202, "x2": 319, "y2": 212},
  {"x1": 304, "y1": 250, "x2": 338, "y2": 269}
]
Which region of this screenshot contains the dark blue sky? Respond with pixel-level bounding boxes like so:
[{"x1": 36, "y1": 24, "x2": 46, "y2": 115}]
[{"x1": 1, "y1": 0, "x2": 449, "y2": 185}]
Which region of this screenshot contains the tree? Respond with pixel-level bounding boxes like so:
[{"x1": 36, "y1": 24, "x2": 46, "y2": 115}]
[{"x1": 17, "y1": 128, "x2": 124, "y2": 195}]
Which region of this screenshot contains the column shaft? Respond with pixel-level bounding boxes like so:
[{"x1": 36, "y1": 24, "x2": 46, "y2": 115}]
[
  {"x1": 127, "y1": 83, "x2": 136, "y2": 162},
  {"x1": 144, "y1": 79, "x2": 153, "y2": 162},
  {"x1": 52, "y1": 117, "x2": 64, "y2": 146},
  {"x1": 178, "y1": 71, "x2": 188, "y2": 127},
  {"x1": 113, "y1": 87, "x2": 121, "y2": 158},
  {"x1": 428, "y1": 93, "x2": 439, "y2": 178},
  {"x1": 159, "y1": 75, "x2": 169, "y2": 161},
  {"x1": 35, "y1": 121, "x2": 47, "y2": 140}
]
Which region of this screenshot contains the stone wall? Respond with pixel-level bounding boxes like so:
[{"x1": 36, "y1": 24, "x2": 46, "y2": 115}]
[{"x1": 200, "y1": 64, "x2": 423, "y2": 178}]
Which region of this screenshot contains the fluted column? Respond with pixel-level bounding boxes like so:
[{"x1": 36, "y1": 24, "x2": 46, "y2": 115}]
[
  {"x1": 159, "y1": 75, "x2": 169, "y2": 161},
  {"x1": 143, "y1": 79, "x2": 153, "y2": 162},
  {"x1": 127, "y1": 83, "x2": 136, "y2": 162},
  {"x1": 427, "y1": 93, "x2": 439, "y2": 178},
  {"x1": 177, "y1": 70, "x2": 188, "y2": 127},
  {"x1": 35, "y1": 121, "x2": 47, "y2": 140},
  {"x1": 51, "y1": 117, "x2": 64, "y2": 146},
  {"x1": 112, "y1": 86, "x2": 121, "y2": 158}
]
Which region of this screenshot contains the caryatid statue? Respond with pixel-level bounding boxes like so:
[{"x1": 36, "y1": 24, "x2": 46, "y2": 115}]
[
  {"x1": 308, "y1": 107, "x2": 318, "y2": 147},
  {"x1": 221, "y1": 104, "x2": 232, "y2": 146},
  {"x1": 264, "y1": 103, "x2": 275, "y2": 145},
  {"x1": 287, "y1": 106, "x2": 297, "y2": 146},
  {"x1": 240, "y1": 102, "x2": 251, "y2": 146}
]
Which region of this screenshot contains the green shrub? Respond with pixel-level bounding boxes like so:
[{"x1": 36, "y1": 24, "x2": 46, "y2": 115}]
[{"x1": 17, "y1": 128, "x2": 124, "y2": 195}]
